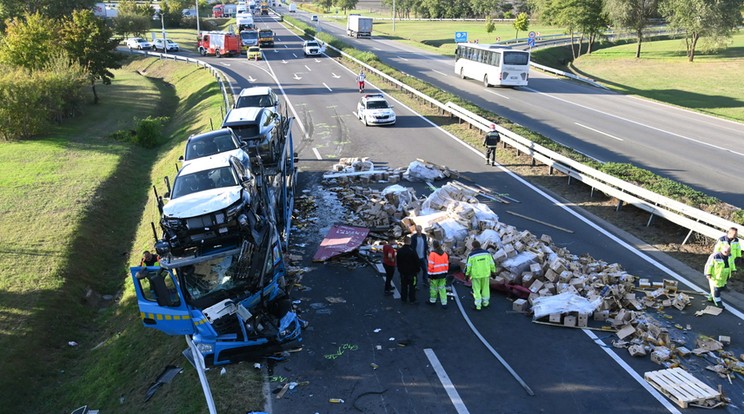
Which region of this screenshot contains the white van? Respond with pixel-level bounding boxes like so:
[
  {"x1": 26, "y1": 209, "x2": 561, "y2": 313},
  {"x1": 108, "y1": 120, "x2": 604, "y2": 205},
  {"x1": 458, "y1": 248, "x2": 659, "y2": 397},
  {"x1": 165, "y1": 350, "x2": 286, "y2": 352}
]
[{"x1": 288, "y1": 3, "x2": 296, "y2": 12}]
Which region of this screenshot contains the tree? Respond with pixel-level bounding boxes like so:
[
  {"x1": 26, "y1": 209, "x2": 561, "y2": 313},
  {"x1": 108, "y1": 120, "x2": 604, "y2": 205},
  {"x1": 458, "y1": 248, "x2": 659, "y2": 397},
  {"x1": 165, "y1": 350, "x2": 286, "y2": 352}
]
[
  {"x1": 317, "y1": 0, "x2": 334, "y2": 12},
  {"x1": 112, "y1": 12, "x2": 154, "y2": 37},
  {"x1": 659, "y1": 0, "x2": 743, "y2": 61},
  {"x1": 0, "y1": 0, "x2": 95, "y2": 21},
  {"x1": 574, "y1": 0, "x2": 608, "y2": 55},
  {"x1": 605, "y1": 0, "x2": 658, "y2": 58},
  {"x1": 334, "y1": 0, "x2": 359, "y2": 14},
  {"x1": 470, "y1": 0, "x2": 500, "y2": 17},
  {"x1": 513, "y1": 11, "x2": 529, "y2": 39},
  {"x1": 59, "y1": 9, "x2": 122, "y2": 104},
  {"x1": 0, "y1": 12, "x2": 58, "y2": 70}
]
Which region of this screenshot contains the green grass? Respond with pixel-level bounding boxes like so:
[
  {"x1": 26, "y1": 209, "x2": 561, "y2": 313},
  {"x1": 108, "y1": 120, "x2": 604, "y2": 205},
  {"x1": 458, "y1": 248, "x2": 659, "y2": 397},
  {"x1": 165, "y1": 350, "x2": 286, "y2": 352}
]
[
  {"x1": 570, "y1": 32, "x2": 744, "y2": 122},
  {"x1": 0, "y1": 56, "x2": 264, "y2": 413}
]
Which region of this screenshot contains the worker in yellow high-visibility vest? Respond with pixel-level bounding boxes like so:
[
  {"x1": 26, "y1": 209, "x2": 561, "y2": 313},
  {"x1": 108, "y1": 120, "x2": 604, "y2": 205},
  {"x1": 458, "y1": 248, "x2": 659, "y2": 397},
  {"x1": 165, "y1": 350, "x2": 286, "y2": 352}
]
[
  {"x1": 705, "y1": 244, "x2": 735, "y2": 309},
  {"x1": 465, "y1": 240, "x2": 496, "y2": 311}
]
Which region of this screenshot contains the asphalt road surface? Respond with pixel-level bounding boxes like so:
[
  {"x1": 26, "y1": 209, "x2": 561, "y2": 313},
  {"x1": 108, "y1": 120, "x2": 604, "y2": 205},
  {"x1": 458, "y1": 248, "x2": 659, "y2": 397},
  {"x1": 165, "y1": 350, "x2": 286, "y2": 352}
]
[
  {"x1": 288, "y1": 12, "x2": 744, "y2": 210},
  {"x1": 202, "y1": 14, "x2": 744, "y2": 413}
]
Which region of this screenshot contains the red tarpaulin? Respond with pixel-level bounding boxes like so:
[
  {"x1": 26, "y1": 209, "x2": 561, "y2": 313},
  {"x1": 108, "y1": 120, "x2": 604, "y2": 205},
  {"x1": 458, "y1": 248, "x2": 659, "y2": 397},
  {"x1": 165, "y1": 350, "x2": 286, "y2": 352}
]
[{"x1": 312, "y1": 224, "x2": 370, "y2": 262}]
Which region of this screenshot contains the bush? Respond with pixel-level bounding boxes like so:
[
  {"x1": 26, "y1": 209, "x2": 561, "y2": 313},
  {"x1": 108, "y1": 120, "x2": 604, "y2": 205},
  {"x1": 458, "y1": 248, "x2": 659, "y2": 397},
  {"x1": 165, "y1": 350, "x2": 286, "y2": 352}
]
[
  {"x1": 132, "y1": 116, "x2": 169, "y2": 148},
  {"x1": 485, "y1": 17, "x2": 495, "y2": 33}
]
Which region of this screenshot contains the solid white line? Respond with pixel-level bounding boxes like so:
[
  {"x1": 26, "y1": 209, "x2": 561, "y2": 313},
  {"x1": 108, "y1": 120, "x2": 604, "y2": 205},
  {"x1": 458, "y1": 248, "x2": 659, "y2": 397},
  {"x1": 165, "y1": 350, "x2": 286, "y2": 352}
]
[
  {"x1": 432, "y1": 69, "x2": 448, "y2": 77},
  {"x1": 523, "y1": 87, "x2": 744, "y2": 157},
  {"x1": 423, "y1": 349, "x2": 470, "y2": 414},
  {"x1": 322, "y1": 82, "x2": 332, "y2": 92},
  {"x1": 305, "y1": 65, "x2": 311, "y2": 71},
  {"x1": 452, "y1": 286, "x2": 534, "y2": 395},
  {"x1": 484, "y1": 89, "x2": 510, "y2": 100},
  {"x1": 583, "y1": 330, "x2": 682, "y2": 414},
  {"x1": 312, "y1": 147, "x2": 322, "y2": 160},
  {"x1": 575, "y1": 122, "x2": 623, "y2": 141}
]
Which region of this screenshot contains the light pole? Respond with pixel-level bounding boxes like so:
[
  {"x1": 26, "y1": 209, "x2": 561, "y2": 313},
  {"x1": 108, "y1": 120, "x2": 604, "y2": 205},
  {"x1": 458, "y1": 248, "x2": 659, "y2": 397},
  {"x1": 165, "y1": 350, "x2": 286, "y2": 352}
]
[
  {"x1": 392, "y1": 0, "x2": 395, "y2": 32},
  {"x1": 159, "y1": 11, "x2": 166, "y2": 49},
  {"x1": 195, "y1": 0, "x2": 200, "y2": 33}
]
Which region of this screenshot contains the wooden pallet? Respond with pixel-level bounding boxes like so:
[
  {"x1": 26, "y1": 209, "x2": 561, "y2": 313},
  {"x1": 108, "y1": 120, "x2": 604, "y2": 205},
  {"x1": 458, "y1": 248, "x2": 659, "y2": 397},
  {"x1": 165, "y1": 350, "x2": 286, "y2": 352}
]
[{"x1": 644, "y1": 367, "x2": 723, "y2": 409}]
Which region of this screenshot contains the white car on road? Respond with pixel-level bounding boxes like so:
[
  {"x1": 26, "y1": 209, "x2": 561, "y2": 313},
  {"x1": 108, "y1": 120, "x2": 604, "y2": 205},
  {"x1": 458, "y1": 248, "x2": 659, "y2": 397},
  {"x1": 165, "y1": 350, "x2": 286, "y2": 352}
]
[
  {"x1": 356, "y1": 94, "x2": 396, "y2": 126},
  {"x1": 153, "y1": 38, "x2": 180, "y2": 52},
  {"x1": 126, "y1": 37, "x2": 152, "y2": 50},
  {"x1": 302, "y1": 40, "x2": 323, "y2": 56}
]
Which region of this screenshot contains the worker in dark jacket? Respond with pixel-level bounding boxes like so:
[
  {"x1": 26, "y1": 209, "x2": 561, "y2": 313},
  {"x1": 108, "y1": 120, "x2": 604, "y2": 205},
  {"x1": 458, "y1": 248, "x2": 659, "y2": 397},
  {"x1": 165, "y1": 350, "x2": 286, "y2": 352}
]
[
  {"x1": 714, "y1": 227, "x2": 741, "y2": 267},
  {"x1": 483, "y1": 130, "x2": 501, "y2": 166},
  {"x1": 410, "y1": 225, "x2": 429, "y2": 287},
  {"x1": 396, "y1": 236, "x2": 420, "y2": 304}
]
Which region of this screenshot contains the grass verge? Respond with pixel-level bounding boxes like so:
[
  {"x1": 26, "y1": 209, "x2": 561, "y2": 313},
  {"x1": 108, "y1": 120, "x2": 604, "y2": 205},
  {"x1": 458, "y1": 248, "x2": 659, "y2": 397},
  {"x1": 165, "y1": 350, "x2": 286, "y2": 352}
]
[{"x1": 0, "y1": 56, "x2": 265, "y2": 413}]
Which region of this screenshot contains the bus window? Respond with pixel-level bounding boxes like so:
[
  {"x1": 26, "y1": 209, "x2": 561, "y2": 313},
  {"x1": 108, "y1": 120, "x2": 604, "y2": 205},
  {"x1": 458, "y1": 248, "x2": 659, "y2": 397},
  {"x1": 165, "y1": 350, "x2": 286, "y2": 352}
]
[{"x1": 504, "y1": 51, "x2": 529, "y2": 65}]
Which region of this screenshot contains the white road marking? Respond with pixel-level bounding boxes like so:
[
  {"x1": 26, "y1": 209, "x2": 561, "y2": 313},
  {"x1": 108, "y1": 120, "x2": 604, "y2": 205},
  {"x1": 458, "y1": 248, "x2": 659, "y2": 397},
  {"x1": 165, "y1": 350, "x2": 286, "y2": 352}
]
[
  {"x1": 273, "y1": 49, "x2": 279, "y2": 53},
  {"x1": 312, "y1": 147, "x2": 322, "y2": 160},
  {"x1": 584, "y1": 330, "x2": 682, "y2": 414},
  {"x1": 304, "y1": 65, "x2": 311, "y2": 71},
  {"x1": 575, "y1": 122, "x2": 623, "y2": 141},
  {"x1": 292, "y1": 53, "x2": 297, "y2": 58},
  {"x1": 484, "y1": 89, "x2": 510, "y2": 100},
  {"x1": 397, "y1": 56, "x2": 409, "y2": 61},
  {"x1": 293, "y1": 73, "x2": 302, "y2": 80},
  {"x1": 314, "y1": 58, "x2": 321, "y2": 63},
  {"x1": 322, "y1": 82, "x2": 332, "y2": 92},
  {"x1": 432, "y1": 69, "x2": 448, "y2": 77},
  {"x1": 331, "y1": 73, "x2": 341, "y2": 79},
  {"x1": 524, "y1": 87, "x2": 744, "y2": 157},
  {"x1": 424, "y1": 349, "x2": 470, "y2": 414},
  {"x1": 281, "y1": 59, "x2": 287, "y2": 64},
  {"x1": 247, "y1": 75, "x2": 256, "y2": 82},
  {"x1": 220, "y1": 63, "x2": 231, "y2": 67},
  {"x1": 452, "y1": 286, "x2": 534, "y2": 395}
]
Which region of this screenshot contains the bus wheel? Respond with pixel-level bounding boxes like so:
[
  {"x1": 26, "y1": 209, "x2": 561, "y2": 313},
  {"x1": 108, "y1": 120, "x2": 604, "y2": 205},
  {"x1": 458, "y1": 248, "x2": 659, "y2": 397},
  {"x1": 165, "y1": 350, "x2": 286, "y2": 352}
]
[
  {"x1": 483, "y1": 75, "x2": 489, "y2": 88},
  {"x1": 460, "y1": 68, "x2": 465, "y2": 79}
]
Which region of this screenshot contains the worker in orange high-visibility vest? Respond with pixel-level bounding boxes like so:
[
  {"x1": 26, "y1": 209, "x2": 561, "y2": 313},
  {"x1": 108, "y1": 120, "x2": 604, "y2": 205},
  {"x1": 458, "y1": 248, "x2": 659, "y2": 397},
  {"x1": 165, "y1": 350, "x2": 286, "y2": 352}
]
[{"x1": 427, "y1": 240, "x2": 449, "y2": 309}]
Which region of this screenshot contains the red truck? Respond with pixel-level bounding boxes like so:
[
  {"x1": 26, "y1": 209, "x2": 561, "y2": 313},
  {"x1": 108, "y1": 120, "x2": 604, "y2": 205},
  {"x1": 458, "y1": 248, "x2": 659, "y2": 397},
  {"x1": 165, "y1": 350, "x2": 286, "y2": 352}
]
[
  {"x1": 212, "y1": 4, "x2": 224, "y2": 17},
  {"x1": 197, "y1": 31, "x2": 241, "y2": 57}
]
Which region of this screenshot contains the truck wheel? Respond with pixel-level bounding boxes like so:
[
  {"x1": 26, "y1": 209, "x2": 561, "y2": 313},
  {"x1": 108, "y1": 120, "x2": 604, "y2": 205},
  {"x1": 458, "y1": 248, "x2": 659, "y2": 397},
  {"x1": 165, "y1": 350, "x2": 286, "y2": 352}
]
[
  {"x1": 200, "y1": 48, "x2": 206, "y2": 56},
  {"x1": 216, "y1": 50, "x2": 221, "y2": 58}
]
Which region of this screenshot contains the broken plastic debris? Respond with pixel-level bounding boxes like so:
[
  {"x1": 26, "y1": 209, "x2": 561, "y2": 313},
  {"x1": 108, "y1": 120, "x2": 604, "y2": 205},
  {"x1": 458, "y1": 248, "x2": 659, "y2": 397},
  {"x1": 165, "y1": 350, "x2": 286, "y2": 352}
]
[
  {"x1": 388, "y1": 337, "x2": 395, "y2": 341},
  {"x1": 220, "y1": 367, "x2": 227, "y2": 375},
  {"x1": 288, "y1": 381, "x2": 298, "y2": 390},
  {"x1": 370, "y1": 363, "x2": 379, "y2": 370},
  {"x1": 325, "y1": 296, "x2": 347, "y2": 304},
  {"x1": 375, "y1": 345, "x2": 382, "y2": 350},
  {"x1": 329, "y1": 398, "x2": 345, "y2": 404},
  {"x1": 373, "y1": 328, "x2": 382, "y2": 333},
  {"x1": 68, "y1": 341, "x2": 78, "y2": 347},
  {"x1": 253, "y1": 363, "x2": 261, "y2": 369}
]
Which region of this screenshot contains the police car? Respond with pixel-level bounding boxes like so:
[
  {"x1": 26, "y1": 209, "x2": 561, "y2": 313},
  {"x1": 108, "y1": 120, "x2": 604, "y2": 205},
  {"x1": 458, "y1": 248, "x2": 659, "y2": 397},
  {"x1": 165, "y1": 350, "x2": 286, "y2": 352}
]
[{"x1": 356, "y1": 94, "x2": 396, "y2": 126}]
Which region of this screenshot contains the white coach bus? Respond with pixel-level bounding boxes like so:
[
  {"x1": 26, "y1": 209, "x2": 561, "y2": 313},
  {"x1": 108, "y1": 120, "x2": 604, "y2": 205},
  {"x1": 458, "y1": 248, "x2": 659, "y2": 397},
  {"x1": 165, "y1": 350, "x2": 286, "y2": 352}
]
[{"x1": 454, "y1": 44, "x2": 530, "y2": 87}]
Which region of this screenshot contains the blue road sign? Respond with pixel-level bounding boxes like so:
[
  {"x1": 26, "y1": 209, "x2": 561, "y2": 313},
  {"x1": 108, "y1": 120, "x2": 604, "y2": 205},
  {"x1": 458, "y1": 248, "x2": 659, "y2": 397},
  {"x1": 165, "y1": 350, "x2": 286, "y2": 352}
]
[
  {"x1": 455, "y1": 32, "x2": 468, "y2": 43},
  {"x1": 527, "y1": 37, "x2": 536, "y2": 47}
]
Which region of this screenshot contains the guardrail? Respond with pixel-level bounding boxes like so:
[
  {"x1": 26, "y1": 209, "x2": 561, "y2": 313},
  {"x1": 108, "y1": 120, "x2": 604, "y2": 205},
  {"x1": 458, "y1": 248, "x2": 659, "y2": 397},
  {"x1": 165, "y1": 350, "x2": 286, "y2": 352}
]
[
  {"x1": 280, "y1": 18, "x2": 736, "y2": 243},
  {"x1": 128, "y1": 49, "x2": 234, "y2": 110}
]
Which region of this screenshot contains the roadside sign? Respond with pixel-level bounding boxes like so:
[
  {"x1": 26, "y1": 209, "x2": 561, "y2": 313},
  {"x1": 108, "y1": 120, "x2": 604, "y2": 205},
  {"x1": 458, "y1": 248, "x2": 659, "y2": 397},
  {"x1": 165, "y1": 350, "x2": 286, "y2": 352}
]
[
  {"x1": 528, "y1": 31, "x2": 536, "y2": 39},
  {"x1": 455, "y1": 32, "x2": 468, "y2": 43},
  {"x1": 527, "y1": 37, "x2": 536, "y2": 47}
]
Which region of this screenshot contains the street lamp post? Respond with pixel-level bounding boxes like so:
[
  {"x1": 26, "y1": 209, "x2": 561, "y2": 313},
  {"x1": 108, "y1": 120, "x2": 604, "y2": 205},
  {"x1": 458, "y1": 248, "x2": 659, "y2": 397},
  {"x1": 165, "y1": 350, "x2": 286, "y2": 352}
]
[
  {"x1": 392, "y1": 0, "x2": 395, "y2": 32},
  {"x1": 160, "y1": 11, "x2": 166, "y2": 49},
  {"x1": 195, "y1": 0, "x2": 200, "y2": 33}
]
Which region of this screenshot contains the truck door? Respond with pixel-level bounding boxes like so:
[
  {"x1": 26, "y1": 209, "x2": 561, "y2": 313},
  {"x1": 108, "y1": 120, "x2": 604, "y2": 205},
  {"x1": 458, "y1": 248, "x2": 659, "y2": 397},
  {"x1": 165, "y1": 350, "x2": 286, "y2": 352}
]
[{"x1": 130, "y1": 267, "x2": 194, "y2": 335}]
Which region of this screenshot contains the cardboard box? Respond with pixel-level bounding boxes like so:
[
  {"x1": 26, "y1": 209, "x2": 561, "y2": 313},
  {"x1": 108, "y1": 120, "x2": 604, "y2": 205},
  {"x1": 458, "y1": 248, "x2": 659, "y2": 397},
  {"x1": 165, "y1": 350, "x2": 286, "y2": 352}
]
[
  {"x1": 676, "y1": 346, "x2": 691, "y2": 357},
  {"x1": 577, "y1": 313, "x2": 589, "y2": 328},
  {"x1": 512, "y1": 298, "x2": 528, "y2": 312},
  {"x1": 549, "y1": 313, "x2": 562, "y2": 323},
  {"x1": 718, "y1": 335, "x2": 731, "y2": 345},
  {"x1": 616, "y1": 324, "x2": 636, "y2": 340},
  {"x1": 544, "y1": 268, "x2": 558, "y2": 282},
  {"x1": 650, "y1": 347, "x2": 671, "y2": 365},
  {"x1": 563, "y1": 315, "x2": 577, "y2": 327},
  {"x1": 628, "y1": 344, "x2": 646, "y2": 357},
  {"x1": 638, "y1": 278, "x2": 651, "y2": 288},
  {"x1": 529, "y1": 280, "x2": 544, "y2": 294},
  {"x1": 593, "y1": 310, "x2": 609, "y2": 321}
]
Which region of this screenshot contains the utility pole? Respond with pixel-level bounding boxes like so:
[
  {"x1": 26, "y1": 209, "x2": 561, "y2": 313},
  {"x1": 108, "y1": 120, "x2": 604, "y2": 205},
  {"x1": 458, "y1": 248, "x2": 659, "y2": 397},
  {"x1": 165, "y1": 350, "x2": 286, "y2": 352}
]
[
  {"x1": 392, "y1": 0, "x2": 396, "y2": 32},
  {"x1": 195, "y1": 0, "x2": 201, "y2": 33}
]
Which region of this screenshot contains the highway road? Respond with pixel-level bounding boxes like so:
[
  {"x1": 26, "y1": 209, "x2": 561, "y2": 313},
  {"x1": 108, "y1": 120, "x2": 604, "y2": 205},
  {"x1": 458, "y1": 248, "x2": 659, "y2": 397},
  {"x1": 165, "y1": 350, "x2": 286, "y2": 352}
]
[
  {"x1": 201, "y1": 13, "x2": 744, "y2": 414},
  {"x1": 291, "y1": 12, "x2": 744, "y2": 210}
]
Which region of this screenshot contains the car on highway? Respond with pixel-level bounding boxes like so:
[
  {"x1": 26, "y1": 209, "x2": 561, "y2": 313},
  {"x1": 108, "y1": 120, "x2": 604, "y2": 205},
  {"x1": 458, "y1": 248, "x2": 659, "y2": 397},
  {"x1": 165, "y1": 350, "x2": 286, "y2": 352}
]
[
  {"x1": 356, "y1": 93, "x2": 396, "y2": 126},
  {"x1": 153, "y1": 38, "x2": 180, "y2": 52},
  {"x1": 311, "y1": 15, "x2": 318, "y2": 21},
  {"x1": 234, "y1": 86, "x2": 282, "y2": 115},
  {"x1": 161, "y1": 155, "x2": 257, "y2": 255},
  {"x1": 247, "y1": 45, "x2": 262, "y2": 60},
  {"x1": 302, "y1": 40, "x2": 322, "y2": 57},
  {"x1": 179, "y1": 128, "x2": 250, "y2": 167},
  {"x1": 126, "y1": 37, "x2": 152, "y2": 50},
  {"x1": 222, "y1": 106, "x2": 283, "y2": 161}
]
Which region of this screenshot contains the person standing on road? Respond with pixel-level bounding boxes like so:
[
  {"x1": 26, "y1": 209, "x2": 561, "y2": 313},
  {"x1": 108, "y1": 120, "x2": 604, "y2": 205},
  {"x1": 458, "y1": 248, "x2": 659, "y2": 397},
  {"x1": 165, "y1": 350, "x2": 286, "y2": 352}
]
[
  {"x1": 465, "y1": 240, "x2": 496, "y2": 311},
  {"x1": 356, "y1": 70, "x2": 366, "y2": 93},
  {"x1": 715, "y1": 227, "x2": 741, "y2": 267},
  {"x1": 704, "y1": 244, "x2": 734, "y2": 309},
  {"x1": 483, "y1": 130, "x2": 501, "y2": 166},
  {"x1": 382, "y1": 238, "x2": 397, "y2": 296},
  {"x1": 427, "y1": 240, "x2": 449, "y2": 309},
  {"x1": 396, "y1": 236, "x2": 419, "y2": 304},
  {"x1": 411, "y1": 225, "x2": 429, "y2": 288}
]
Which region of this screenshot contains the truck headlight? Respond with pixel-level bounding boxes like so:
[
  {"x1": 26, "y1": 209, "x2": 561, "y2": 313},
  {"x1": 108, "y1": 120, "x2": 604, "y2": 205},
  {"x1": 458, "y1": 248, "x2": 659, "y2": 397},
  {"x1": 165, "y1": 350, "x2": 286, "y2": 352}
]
[{"x1": 196, "y1": 342, "x2": 214, "y2": 354}]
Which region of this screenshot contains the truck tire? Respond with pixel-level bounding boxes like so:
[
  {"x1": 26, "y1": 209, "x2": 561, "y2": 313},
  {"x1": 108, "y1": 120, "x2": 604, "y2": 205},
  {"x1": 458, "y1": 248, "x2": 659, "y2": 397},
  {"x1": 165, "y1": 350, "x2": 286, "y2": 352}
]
[
  {"x1": 216, "y1": 50, "x2": 221, "y2": 58},
  {"x1": 200, "y1": 48, "x2": 206, "y2": 56}
]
